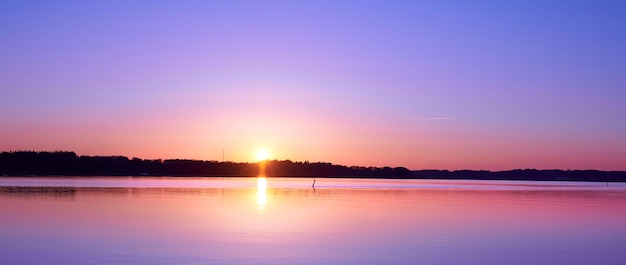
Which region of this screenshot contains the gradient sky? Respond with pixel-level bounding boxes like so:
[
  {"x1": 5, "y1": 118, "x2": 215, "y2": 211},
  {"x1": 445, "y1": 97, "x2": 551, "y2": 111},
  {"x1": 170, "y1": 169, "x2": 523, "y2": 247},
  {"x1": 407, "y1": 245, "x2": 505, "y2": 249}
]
[{"x1": 1, "y1": 1, "x2": 625, "y2": 170}]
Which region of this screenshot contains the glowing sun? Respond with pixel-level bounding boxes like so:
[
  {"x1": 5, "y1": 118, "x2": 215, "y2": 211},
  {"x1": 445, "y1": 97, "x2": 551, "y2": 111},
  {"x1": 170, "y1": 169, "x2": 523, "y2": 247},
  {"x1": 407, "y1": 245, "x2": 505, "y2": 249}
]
[{"x1": 256, "y1": 149, "x2": 270, "y2": 161}]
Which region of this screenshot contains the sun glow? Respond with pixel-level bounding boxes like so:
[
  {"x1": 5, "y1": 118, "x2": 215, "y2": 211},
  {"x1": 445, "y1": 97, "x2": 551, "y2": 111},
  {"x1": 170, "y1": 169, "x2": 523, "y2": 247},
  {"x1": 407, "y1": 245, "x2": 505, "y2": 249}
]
[{"x1": 256, "y1": 149, "x2": 270, "y2": 161}]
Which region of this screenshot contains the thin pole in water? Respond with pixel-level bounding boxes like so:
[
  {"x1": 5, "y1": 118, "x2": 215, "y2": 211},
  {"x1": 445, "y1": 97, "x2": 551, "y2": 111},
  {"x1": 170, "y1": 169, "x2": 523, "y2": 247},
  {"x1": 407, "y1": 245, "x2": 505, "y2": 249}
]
[{"x1": 312, "y1": 178, "x2": 316, "y2": 188}]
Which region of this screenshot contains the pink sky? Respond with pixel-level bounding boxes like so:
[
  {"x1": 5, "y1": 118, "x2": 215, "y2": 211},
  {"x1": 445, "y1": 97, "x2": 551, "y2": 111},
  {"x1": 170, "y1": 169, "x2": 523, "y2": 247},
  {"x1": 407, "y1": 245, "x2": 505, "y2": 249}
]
[{"x1": 1, "y1": 1, "x2": 625, "y2": 170}]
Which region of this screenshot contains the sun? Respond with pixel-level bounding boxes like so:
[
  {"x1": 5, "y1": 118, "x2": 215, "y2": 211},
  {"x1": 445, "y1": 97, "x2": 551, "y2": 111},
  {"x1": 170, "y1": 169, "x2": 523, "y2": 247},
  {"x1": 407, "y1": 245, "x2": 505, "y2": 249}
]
[{"x1": 256, "y1": 149, "x2": 270, "y2": 161}]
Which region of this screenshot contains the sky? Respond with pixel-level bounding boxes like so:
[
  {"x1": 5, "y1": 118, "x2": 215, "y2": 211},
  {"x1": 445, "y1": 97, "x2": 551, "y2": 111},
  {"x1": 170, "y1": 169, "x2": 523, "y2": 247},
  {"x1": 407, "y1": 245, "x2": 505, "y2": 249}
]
[{"x1": 1, "y1": 1, "x2": 625, "y2": 170}]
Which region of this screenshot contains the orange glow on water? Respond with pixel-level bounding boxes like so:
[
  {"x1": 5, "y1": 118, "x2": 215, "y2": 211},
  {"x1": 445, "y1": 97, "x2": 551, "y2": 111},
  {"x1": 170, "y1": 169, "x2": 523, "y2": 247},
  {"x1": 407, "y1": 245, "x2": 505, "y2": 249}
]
[{"x1": 257, "y1": 177, "x2": 267, "y2": 210}]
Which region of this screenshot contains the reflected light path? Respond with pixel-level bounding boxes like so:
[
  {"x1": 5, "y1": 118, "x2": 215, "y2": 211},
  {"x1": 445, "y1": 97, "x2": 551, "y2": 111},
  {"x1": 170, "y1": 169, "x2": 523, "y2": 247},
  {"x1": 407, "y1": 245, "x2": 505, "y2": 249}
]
[{"x1": 257, "y1": 177, "x2": 267, "y2": 209}]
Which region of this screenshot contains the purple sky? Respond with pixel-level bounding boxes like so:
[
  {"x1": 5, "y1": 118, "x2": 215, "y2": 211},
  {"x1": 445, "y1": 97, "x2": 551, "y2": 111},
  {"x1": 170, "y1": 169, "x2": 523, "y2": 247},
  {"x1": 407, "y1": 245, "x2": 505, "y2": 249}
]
[{"x1": 1, "y1": 1, "x2": 625, "y2": 170}]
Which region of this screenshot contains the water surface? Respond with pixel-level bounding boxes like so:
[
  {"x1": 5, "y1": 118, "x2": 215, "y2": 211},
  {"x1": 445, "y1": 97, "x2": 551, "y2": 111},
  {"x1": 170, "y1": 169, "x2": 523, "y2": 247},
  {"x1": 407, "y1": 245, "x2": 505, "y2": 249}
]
[{"x1": 1, "y1": 177, "x2": 625, "y2": 265}]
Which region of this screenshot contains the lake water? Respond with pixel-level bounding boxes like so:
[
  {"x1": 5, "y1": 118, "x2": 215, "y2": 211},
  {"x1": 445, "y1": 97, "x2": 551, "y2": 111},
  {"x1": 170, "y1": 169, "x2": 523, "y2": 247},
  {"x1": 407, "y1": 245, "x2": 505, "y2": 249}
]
[{"x1": 1, "y1": 177, "x2": 625, "y2": 265}]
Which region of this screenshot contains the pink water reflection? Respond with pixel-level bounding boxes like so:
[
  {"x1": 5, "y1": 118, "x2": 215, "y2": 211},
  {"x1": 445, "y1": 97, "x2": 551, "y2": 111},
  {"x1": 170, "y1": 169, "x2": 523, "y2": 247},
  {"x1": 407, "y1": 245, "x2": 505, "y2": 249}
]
[{"x1": 1, "y1": 177, "x2": 625, "y2": 264}]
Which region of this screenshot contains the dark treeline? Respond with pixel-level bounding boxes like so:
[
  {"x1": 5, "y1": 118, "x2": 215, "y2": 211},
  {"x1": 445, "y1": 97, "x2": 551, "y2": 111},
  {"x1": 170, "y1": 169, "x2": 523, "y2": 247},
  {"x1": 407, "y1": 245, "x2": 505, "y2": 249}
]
[
  {"x1": 1, "y1": 151, "x2": 625, "y2": 181},
  {"x1": 0, "y1": 151, "x2": 412, "y2": 178}
]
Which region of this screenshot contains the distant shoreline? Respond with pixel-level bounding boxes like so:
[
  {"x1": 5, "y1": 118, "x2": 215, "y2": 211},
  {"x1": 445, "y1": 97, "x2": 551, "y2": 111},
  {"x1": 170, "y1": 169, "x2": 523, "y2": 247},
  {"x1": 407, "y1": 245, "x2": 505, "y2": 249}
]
[
  {"x1": 2, "y1": 151, "x2": 625, "y2": 182},
  {"x1": 2, "y1": 171, "x2": 626, "y2": 183}
]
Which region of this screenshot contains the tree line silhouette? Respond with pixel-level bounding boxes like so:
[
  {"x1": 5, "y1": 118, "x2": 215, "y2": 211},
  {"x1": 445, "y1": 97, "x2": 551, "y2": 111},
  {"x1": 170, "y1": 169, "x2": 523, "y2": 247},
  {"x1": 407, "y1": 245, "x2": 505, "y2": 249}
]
[
  {"x1": 0, "y1": 151, "x2": 412, "y2": 178},
  {"x1": 1, "y1": 151, "x2": 624, "y2": 181}
]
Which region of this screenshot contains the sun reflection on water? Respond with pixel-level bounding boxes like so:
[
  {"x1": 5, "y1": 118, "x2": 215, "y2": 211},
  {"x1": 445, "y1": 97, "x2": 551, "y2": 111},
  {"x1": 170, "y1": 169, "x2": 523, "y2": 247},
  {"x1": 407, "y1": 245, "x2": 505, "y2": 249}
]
[{"x1": 257, "y1": 177, "x2": 267, "y2": 210}]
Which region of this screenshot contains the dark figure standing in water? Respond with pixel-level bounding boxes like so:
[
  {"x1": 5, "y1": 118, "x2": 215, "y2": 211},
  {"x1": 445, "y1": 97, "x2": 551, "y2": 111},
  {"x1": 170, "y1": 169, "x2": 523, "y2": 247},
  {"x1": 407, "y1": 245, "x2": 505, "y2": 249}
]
[{"x1": 312, "y1": 178, "x2": 316, "y2": 188}]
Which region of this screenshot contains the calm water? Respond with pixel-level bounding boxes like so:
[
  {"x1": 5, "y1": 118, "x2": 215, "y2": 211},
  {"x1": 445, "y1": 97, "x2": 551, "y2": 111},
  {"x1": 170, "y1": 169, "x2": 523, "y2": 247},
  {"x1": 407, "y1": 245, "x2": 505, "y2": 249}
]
[{"x1": 1, "y1": 177, "x2": 625, "y2": 265}]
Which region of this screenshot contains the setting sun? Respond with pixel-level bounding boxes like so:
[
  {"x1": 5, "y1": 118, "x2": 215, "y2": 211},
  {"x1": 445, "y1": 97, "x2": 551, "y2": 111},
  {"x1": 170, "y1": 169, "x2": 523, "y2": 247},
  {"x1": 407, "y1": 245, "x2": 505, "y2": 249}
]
[{"x1": 256, "y1": 149, "x2": 270, "y2": 161}]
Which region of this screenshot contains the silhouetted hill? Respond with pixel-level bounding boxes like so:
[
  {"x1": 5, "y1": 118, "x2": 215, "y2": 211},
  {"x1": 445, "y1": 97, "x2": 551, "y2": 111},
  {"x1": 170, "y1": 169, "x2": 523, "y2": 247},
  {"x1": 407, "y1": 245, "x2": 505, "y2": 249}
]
[{"x1": 1, "y1": 151, "x2": 625, "y2": 181}]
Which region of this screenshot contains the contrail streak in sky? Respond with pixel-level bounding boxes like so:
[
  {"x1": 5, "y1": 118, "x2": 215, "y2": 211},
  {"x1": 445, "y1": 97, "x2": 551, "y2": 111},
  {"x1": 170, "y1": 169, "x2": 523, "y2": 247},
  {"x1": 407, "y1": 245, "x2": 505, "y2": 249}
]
[{"x1": 397, "y1": 117, "x2": 455, "y2": 120}]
